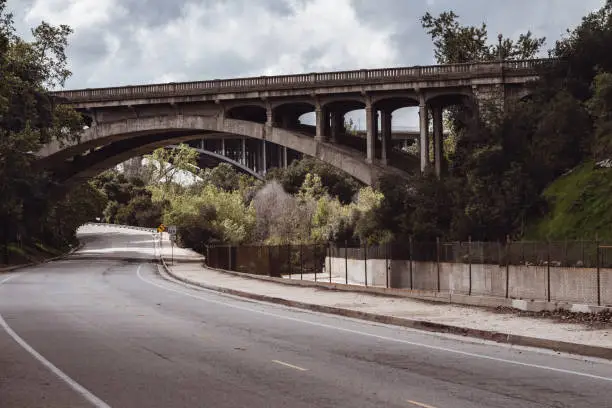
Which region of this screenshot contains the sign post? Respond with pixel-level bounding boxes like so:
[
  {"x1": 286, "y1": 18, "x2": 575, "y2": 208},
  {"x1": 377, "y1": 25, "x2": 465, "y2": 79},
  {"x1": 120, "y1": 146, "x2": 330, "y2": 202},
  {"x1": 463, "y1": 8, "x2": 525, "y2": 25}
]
[
  {"x1": 157, "y1": 224, "x2": 166, "y2": 250},
  {"x1": 168, "y1": 225, "x2": 177, "y2": 265}
]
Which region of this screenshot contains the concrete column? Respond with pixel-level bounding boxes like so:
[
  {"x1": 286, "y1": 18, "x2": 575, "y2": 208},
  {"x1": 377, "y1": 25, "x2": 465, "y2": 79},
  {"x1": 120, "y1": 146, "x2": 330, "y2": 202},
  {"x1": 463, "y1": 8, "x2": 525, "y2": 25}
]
[
  {"x1": 262, "y1": 139, "x2": 267, "y2": 175},
  {"x1": 256, "y1": 140, "x2": 262, "y2": 172},
  {"x1": 419, "y1": 97, "x2": 430, "y2": 173},
  {"x1": 432, "y1": 105, "x2": 443, "y2": 177},
  {"x1": 200, "y1": 138, "x2": 204, "y2": 150},
  {"x1": 365, "y1": 103, "x2": 377, "y2": 163},
  {"x1": 282, "y1": 146, "x2": 288, "y2": 168},
  {"x1": 88, "y1": 109, "x2": 99, "y2": 127},
  {"x1": 221, "y1": 138, "x2": 226, "y2": 157},
  {"x1": 315, "y1": 105, "x2": 326, "y2": 141},
  {"x1": 241, "y1": 137, "x2": 246, "y2": 165},
  {"x1": 266, "y1": 105, "x2": 274, "y2": 127},
  {"x1": 380, "y1": 110, "x2": 392, "y2": 165}
]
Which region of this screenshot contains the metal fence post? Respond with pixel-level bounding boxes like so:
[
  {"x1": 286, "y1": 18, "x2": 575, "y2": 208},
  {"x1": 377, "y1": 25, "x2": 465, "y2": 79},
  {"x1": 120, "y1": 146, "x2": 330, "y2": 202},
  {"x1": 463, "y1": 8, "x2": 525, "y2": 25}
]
[
  {"x1": 206, "y1": 244, "x2": 210, "y2": 267},
  {"x1": 409, "y1": 236, "x2": 413, "y2": 290},
  {"x1": 287, "y1": 243, "x2": 292, "y2": 279},
  {"x1": 436, "y1": 237, "x2": 441, "y2": 292},
  {"x1": 364, "y1": 242, "x2": 368, "y2": 287},
  {"x1": 266, "y1": 246, "x2": 270, "y2": 277},
  {"x1": 547, "y1": 241, "x2": 551, "y2": 302},
  {"x1": 314, "y1": 244, "x2": 318, "y2": 282},
  {"x1": 344, "y1": 240, "x2": 348, "y2": 285},
  {"x1": 385, "y1": 242, "x2": 389, "y2": 288},
  {"x1": 468, "y1": 236, "x2": 472, "y2": 296},
  {"x1": 596, "y1": 238, "x2": 601, "y2": 306},
  {"x1": 228, "y1": 245, "x2": 232, "y2": 271},
  {"x1": 505, "y1": 235, "x2": 510, "y2": 299},
  {"x1": 329, "y1": 244, "x2": 332, "y2": 283},
  {"x1": 300, "y1": 243, "x2": 303, "y2": 280}
]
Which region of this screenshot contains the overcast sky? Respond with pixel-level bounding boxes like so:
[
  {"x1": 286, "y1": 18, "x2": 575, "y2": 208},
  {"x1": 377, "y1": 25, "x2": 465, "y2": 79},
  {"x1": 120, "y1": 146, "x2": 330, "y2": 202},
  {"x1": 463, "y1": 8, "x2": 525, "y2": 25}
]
[{"x1": 7, "y1": 0, "x2": 606, "y2": 128}]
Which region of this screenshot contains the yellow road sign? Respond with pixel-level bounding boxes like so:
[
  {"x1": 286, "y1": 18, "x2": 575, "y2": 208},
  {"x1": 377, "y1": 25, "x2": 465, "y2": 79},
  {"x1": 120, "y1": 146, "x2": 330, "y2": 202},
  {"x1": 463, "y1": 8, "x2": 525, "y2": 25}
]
[{"x1": 157, "y1": 224, "x2": 166, "y2": 233}]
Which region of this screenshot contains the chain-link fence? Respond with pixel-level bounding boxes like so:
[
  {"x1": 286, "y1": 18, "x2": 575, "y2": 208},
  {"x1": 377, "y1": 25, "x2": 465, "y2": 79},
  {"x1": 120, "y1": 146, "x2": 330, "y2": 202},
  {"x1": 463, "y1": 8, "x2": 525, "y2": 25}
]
[{"x1": 202, "y1": 239, "x2": 612, "y2": 306}]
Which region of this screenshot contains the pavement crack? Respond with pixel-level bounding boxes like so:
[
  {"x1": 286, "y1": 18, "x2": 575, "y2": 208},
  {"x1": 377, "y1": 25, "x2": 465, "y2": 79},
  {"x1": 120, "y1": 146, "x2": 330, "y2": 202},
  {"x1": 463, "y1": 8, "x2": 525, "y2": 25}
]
[{"x1": 141, "y1": 346, "x2": 173, "y2": 362}]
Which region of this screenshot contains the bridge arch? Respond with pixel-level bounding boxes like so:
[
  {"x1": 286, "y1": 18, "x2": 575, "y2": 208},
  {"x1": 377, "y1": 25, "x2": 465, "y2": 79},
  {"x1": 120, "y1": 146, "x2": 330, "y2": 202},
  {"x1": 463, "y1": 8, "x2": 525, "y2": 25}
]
[
  {"x1": 373, "y1": 96, "x2": 419, "y2": 113},
  {"x1": 38, "y1": 114, "x2": 402, "y2": 185},
  {"x1": 272, "y1": 101, "x2": 316, "y2": 129},
  {"x1": 226, "y1": 105, "x2": 266, "y2": 123},
  {"x1": 167, "y1": 145, "x2": 264, "y2": 180}
]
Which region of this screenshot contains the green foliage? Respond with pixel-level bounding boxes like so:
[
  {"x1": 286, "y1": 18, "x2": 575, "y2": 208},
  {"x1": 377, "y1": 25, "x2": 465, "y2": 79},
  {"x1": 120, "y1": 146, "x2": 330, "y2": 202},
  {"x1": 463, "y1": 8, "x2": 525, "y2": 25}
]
[
  {"x1": 344, "y1": 117, "x2": 358, "y2": 136},
  {"x1": 393, "y1": 6, "x2": 612, "y2": 242},
  {"x1": 43, "y1": 182, "x2": 108, "y2": 246},
  {"x1": 163, "y1": 184, "x2": 255, "y2": 246},
  {"x1": 588, "y1": 71, "x2": 612, "y2": 159},
  {"x1": 143, "y1": 144, "x2": 199, "y2": 199},
  {"x1": 266, "y1": 157, "x2": 361, "y2": 204},
  {"x1": 114, "y1": 193, "x2": 163, "y2": 228},
  {"x1": 527, "y1": 162, "x2": 612, "y2": 241},
  {"x1": 552, "y1": 0, "x2": 612, "y2": 100},
  {"x1": 92, "y1": 170, "x2": 162, "y2": 227},
  {"x1": 421, "y1": 10, "x2": 545, "y2": 64},
  {"x1": 197, "y1": 162, "x2": 261, "y2": 195},
  {"x1": 0, "y1": 0, "x2": 100, "y2": 260}
]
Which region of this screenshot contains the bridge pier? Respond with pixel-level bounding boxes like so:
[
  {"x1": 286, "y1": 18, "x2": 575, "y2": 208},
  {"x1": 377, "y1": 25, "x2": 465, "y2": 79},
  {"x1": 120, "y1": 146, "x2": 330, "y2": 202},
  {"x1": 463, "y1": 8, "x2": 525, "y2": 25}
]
[
  {"x1": 432, "y1": 106, "x2": 443, "y2": 178},
  {"x1": 419, "y1": 98, "x2": 430, "y2": 173},
  {"x1": 261, "y1": 140, "x2": 267, "y2": 175},
  {"x1": 380, "y1": 110, "x2": 392, "y2": 166},
  {"x1": 241, "y1": 138, "x2": 247, "y2": 165},
  {"x1": 365, "y1": 103, "x2": 378, "y2": 164},
  {"x1": 315, "y1": 103, "x2": 330, "y2": 142}
]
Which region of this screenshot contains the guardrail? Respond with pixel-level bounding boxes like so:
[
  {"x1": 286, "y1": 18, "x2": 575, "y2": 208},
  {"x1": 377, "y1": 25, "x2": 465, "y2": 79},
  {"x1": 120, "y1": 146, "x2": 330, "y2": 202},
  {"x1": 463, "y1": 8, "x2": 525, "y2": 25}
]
[
  {"x1": 51, "y1": 58, "x2": 554, "y2": 103},
  {"x1": 81, "y1": 222, "x2": 157, "y2": 233}
]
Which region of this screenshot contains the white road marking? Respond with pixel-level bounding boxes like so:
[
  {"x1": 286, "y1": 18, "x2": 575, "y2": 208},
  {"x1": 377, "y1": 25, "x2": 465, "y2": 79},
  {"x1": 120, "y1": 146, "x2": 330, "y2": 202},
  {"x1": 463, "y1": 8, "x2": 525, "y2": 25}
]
[
  {"x1": 406, "y1": 400, "x2": 438, "y2": 408},
  {"x1": 136, "y1": 265, "x2": 612, "y2": 383},
  {"x1": 0, "y1": 273, "x2": 111, "y2": 408},
  {"x1": 159, "y1": 267, "x2": 612, "y2": 365},
  {"x1": 271, "y1": 360, "x2": 308, "y2": 371},
  {"x1": 0, "y1": 274, "x2": 18, "y2": 285}
]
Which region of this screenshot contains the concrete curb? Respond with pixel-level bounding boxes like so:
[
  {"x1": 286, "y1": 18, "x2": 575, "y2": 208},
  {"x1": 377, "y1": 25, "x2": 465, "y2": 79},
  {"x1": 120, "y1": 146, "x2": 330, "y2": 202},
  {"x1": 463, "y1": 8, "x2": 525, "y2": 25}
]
[
  {"x1": 0, "y1": 241, "x2": 85, "y2": 274},
  {"x1": 191, "y1": 263, "x2": 612, "y2": 314},
  {"x1": 159, "y1": 257, "x2": 612, "y2": 361}
]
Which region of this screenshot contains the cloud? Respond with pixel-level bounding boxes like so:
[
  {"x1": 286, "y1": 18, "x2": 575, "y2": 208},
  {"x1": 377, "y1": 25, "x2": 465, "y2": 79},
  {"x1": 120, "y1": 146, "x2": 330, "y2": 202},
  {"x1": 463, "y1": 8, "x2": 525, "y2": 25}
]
[
  {"x1": 6, "y1": 0, "x2": 607, "y2": 128},
  {"x1": 130, "y1": 0, "x2": 398, "y2": 84},
  {"x1": 24, "y1": 0, "x2": 126, "y2": 30}
]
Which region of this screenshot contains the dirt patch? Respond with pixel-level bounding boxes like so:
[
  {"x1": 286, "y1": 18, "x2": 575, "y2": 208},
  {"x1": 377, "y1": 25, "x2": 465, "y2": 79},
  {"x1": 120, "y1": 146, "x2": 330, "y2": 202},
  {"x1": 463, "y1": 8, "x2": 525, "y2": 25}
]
[{"x1": 494, "y1": 306, "x2": 612, "y2": 329}]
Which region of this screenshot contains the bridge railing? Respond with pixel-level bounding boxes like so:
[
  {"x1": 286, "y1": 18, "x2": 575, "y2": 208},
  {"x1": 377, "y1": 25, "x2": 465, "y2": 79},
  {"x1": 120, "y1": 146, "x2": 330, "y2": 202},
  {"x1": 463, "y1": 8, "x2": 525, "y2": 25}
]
[{"x1": 51, "y1": 58, "x2": 554, "y2": 102}]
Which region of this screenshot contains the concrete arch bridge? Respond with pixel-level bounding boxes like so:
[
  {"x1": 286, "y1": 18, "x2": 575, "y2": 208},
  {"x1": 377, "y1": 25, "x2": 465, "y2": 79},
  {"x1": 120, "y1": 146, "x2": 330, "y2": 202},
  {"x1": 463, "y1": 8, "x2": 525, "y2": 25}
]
[{"x1": 37, "y1": 58, "x2": 547, "y2": 186}]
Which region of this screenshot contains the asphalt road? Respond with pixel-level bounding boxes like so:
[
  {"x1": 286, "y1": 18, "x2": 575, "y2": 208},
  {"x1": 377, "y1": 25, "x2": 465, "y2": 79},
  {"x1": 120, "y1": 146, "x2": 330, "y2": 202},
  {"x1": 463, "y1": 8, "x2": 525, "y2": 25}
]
[{"x1": 1, "y1": 227, "x2": 611, "y2": 408}]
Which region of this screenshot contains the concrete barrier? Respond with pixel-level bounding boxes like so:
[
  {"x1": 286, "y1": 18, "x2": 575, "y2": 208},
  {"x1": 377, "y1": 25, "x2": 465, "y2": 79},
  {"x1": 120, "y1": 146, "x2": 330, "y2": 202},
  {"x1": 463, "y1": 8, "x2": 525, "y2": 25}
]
[{"x1": 326, "y1": 256, "x2": 612, "y2": 308}]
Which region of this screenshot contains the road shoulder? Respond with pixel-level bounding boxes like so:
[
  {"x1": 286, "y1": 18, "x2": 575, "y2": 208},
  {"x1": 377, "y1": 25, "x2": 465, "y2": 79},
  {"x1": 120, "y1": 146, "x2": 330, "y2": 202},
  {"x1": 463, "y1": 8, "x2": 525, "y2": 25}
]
[{"x1": 158, "y1": 251, "x2": 612, "y2": 360}]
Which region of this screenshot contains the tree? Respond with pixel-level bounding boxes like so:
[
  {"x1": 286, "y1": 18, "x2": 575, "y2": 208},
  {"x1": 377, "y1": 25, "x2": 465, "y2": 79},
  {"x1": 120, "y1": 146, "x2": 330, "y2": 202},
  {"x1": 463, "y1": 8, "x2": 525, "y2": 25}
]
[
  {"x1": 588, "y1": 71, "x2": 612, "y2": 159},
  {"x1": 421, "y1": 11, "x2": 545, "y2": 64},
  {"x1": 0, "y1": 0, "x2": 88, "y2": 257},
  {"x1": 143, "y1": 144, "x2": 199, "y2": 200},
  {"x1": 43, "y1": 181, "x2": 108, "y2": 246},
  {"x1": 197, "y1": 162, "x2": 259, "y2": 192},
  {"x1": 552, "y1": 0, "x2": 612, "y2": 101},
  {"x1": 266, "y1": 157, "x2": 361, "y2": 204}
]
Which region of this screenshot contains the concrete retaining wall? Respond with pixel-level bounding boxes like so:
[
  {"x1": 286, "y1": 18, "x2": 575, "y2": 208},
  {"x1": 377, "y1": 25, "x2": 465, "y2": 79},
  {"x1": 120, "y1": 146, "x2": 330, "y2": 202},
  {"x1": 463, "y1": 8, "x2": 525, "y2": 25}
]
[
  {"x1": 327, "y1": 257, "x2": 388, "y2": 286},
  {"x1": 325, "y1": 256, "x2": 612, "y2": 306}
]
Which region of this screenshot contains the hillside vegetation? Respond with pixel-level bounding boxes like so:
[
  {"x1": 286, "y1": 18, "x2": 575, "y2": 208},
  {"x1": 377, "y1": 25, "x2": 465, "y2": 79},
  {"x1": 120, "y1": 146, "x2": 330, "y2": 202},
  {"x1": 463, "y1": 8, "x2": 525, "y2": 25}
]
[{"x1": 528, "y1": 161, "x2": 612, "y2": 242}]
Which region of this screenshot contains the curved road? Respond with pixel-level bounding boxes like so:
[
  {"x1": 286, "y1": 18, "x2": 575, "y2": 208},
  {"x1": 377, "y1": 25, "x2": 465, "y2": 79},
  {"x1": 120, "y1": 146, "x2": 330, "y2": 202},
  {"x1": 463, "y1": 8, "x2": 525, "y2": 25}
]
[{"x1": 1, "y1": 227, "x2": 611, "y2": 408}]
